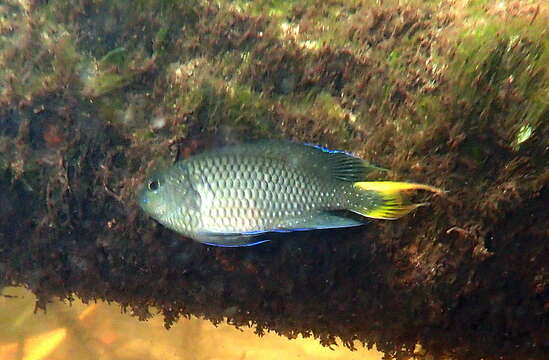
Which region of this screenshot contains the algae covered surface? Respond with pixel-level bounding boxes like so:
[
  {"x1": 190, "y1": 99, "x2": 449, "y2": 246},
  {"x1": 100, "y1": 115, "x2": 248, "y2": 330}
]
[{"x1": 0, "y1": 0, "x2": 547, "y2": 359}]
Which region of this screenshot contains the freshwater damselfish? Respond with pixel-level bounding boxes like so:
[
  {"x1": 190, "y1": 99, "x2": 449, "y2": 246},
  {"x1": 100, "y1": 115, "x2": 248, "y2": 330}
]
[{"x1": 137, "y1": 141, "x2": 442, "y2": 247}]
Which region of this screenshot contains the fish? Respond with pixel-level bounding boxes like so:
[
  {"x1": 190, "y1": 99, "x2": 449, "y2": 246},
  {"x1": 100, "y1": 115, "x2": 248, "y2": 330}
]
[{"x1": 137, "y1": 141, "x2": 443, "y2": 247}]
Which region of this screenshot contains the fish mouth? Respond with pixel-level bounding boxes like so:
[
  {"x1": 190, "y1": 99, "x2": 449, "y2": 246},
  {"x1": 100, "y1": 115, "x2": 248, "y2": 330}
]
[
  {"x1": 136, "y1": 186, "x2": 149, "y2": 209},
  {"x1": 136, "y1": 185, "x2": 167, "y2": 222}
]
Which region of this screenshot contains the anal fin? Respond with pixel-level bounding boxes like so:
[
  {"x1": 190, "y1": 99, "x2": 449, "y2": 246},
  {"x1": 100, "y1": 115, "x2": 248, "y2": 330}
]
[
  {"x1": 275, "y1": 212, "x2": 365, "y2": 230},
  {"x1": 197, "y1": 233, "x2": 270, "y2": 247},
  {"x1": 196, "y1": 212, "x2": 364, "y2": 247}
]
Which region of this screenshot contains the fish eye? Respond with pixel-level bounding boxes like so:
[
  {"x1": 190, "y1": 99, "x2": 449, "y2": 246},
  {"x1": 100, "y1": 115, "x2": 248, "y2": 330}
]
[{"x1": 148, "y1": 179, "x2": 160, "y2": 191}]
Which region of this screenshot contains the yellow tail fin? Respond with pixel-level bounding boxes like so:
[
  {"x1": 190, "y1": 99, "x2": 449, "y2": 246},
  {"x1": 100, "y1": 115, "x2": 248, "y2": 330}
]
[{"x1": 352, "y1": 181, "x2": 444, "y2": 220}]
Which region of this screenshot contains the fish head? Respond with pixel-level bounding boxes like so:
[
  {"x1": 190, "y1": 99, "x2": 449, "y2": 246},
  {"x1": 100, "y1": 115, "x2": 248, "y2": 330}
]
[{"x1": 137, "y1": 164, "x2": 199, "y2": 233}]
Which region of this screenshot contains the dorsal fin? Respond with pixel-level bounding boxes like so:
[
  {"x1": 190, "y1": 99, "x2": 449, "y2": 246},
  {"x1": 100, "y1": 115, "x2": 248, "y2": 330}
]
[
  {"x1": 304, "y1": 143, "x2": 388, "y2": 182},
  {"x1": 189, "y1": 140, "x2": 387, "y2": 182}
]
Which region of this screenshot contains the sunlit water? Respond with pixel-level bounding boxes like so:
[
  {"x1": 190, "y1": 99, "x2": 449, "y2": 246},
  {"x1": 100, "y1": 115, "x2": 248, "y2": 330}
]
[{"x1": 1, "y1": 287, "x2": 383, "y2": 360}]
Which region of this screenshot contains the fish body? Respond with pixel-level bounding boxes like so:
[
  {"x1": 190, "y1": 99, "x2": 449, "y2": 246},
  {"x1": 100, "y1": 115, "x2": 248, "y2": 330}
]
[{"x1": 137, "y1": 141, "x2": 442, "y2": 246}]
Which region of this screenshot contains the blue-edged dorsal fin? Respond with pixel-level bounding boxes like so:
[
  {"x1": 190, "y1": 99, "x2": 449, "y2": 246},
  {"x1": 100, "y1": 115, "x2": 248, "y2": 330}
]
[
  {"x1": 303, "y1": 143, "x2": 388, "y2": 182},
  {"x1": 192, "y1": 141, "x2": 386, "y2": 182}
]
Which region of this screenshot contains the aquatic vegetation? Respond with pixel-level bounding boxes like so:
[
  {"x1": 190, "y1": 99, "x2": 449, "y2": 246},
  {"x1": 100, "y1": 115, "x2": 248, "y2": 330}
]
[{"x1": 0, "y1": 1, "x2": 547, "y2": 360}]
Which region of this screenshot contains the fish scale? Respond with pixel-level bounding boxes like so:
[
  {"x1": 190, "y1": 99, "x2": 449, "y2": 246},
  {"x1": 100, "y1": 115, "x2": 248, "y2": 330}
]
[
  {"x1": 137, "y1": 141, "x2": 443, "y2": 246},
  {"x1": 189, "y1": 153, "x2": 332, "y2": 233}
]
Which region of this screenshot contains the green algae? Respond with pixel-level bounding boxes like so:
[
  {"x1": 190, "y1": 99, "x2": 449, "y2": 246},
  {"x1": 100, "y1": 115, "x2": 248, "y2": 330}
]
[
  {"x1": 84, "y1": 72, "x2": 133, "y2": 97},
  {"x1": 234, "y1": 0, "x2": 298, "y2": 17},
  {"x1": 513, "y1": 124, "x2": 534, "y2": 150},
  {"x1": 99, "y1": 47, "x2": 128, "y2": 69},
  {"x1": 450, "y1": 5, "x2": 548, "y2": 119}
]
